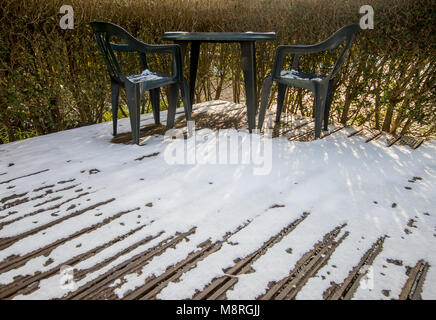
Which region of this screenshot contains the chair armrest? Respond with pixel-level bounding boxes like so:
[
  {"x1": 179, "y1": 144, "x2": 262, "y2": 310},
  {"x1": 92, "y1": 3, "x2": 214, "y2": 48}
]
[
  {"x1": 272, "y1": 24, "x2": 358, "y2": 80},
  {"x1": 146, "y1": 44, "x2": 183, "y2": 82},
  {"x1": 92, "y1": 21, "x2": 183, "y2": 83},
  {"x1": 276, "y1": 43, "x2": 332, "y2": 56},
  {"x1": 113, "y1": 42, "x2": 183, "y2": 80},
  {"x1": 110, "y1": 43, "x2": 136, "y2": 52},
  {"x1": 110, "y1": 43, "x2": 149, "y2": 70},
  {"x1": 272, "y1": 43, "x2": 332, "y2": 80},
  {"x1": 126, "y1": 38, "x2": 183, "y2": 81}
]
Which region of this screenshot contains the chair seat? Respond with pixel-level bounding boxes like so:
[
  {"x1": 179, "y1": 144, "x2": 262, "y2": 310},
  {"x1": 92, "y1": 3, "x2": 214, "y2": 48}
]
[
  {"x1": 126, "y1": 69, "x2": 173, "y2": 85},
  {"x1": 279, "y1": 69, "x2": 322, "y2": 81}
]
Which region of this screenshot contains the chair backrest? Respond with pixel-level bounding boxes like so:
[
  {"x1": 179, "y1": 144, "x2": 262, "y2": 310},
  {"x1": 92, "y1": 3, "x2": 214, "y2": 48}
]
[
  {"x1": 324, "y1": 24, "x2": 359, "y2": 79},
  {"x1": 90, "y1": 21, "x2": 138, "y2": 84}
]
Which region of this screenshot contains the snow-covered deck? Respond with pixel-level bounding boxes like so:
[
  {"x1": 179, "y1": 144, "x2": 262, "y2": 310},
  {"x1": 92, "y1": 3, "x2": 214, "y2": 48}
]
[{"x1": 0, "y1": 101, "x2": 435, "y2": 300}]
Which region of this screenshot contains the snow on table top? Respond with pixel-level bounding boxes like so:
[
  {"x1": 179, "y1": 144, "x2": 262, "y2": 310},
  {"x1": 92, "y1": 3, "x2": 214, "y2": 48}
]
[{"x1": 0, "y1": 101, "x2": 435, "y2": 300}]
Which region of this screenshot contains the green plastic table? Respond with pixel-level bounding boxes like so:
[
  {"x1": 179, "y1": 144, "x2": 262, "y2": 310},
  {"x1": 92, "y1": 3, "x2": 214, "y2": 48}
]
[{"x1": 161, "y1": 32, "x2": 276, "y2": 131}]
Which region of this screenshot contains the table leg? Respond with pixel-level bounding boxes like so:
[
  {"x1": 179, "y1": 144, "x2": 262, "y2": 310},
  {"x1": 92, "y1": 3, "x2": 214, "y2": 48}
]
[
  {"x1": 174, "y1": 41, "x2": 188, "y2": 110},
  {"x1": 240, "y1": 41, "x2": 257, "y2": 132},
  {"x1": 175, "y1": 41, "x2": 188, "y2": 62},
  {"x1": 189, "y1": 41, "x2": 201, "y2": 105}
]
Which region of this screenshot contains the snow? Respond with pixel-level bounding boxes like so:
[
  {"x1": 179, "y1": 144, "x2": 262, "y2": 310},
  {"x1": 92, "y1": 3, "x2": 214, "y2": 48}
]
[
  {"x1": 127, "y1": 69, "x2": 166, "y2": 83},
  {"x1": 0, "y1": 101, "x2": 435, "y2": 300},
  {"x1": 280, "y1": 69, "x2": 322, "y2": 81}
]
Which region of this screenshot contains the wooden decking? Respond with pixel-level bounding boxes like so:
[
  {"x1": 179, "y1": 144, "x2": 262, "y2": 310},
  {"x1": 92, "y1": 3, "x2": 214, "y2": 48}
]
[
  {"x1": 0, "y1": 100, "x2": 430, "y2": 300},
  {"x1": 110, "y1": 100, "x2": 424, "y2": 149}
]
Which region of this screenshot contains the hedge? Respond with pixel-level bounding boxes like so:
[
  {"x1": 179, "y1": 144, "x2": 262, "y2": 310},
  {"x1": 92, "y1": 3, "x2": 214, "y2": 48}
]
[{"x1": 0, "y1": 0, "x2": 435, "y2": 143}]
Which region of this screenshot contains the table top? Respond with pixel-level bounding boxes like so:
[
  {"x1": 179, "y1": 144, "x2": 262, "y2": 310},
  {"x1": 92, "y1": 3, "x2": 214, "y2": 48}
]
[{"x1": 161, "y1": 32, "x2": 276, "y2": 42}]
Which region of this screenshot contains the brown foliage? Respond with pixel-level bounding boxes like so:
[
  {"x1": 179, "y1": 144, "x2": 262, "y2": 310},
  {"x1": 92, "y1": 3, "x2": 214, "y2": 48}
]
[{"x1": 0, "y1": 0, "x2": 434, "y2": 143}]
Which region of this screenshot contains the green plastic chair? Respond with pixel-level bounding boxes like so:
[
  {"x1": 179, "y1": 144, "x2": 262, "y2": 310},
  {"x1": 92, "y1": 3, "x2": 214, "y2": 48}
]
[
  {"x1": 90, "y1": 21, "x2": 191, "y2": 145},
  {"x1": 257, "y1": 24, "x2": 359, "y2": 138}
]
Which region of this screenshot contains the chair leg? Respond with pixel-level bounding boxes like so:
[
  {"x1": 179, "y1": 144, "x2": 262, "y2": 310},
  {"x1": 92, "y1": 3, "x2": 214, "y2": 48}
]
[
  {"x1": 150, "y1": 88, "x2": 161, "y2": 125},
  {"x1": 257, "y1": 75, "x2": 273, "y2": 130},
  {"x1": 276, "y1": 83, "x2": 286, "y2": 123},
  {"x1": 323, "y1": 79, "x2": 334, "y2": 131},
  {"x1": 111, "y1": 81, "x2": 120, "y2": 136},
  {"x1": 181, "y1": 77, "x2": 192, "y2": 122},
  {"x1": 314, "y1": 83, "x2": 327, "y2": 139},
  {"x1": 126, "y1": 83, "x2": 141, "y2": 145},
  {"x1": 166, "y1": 83, "x2": 179, "y2": 129}
]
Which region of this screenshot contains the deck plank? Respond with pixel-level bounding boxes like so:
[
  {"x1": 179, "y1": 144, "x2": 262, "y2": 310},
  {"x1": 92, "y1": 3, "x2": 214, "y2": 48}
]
[{"x1": 0, "y1": 100, "x2": 431, "y2": 300}]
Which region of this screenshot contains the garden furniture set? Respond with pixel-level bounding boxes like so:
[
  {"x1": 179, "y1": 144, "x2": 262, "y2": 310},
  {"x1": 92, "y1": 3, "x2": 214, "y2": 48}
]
[{"x1": 90, "y1": 22, "x2": 358, "y2": 145}]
